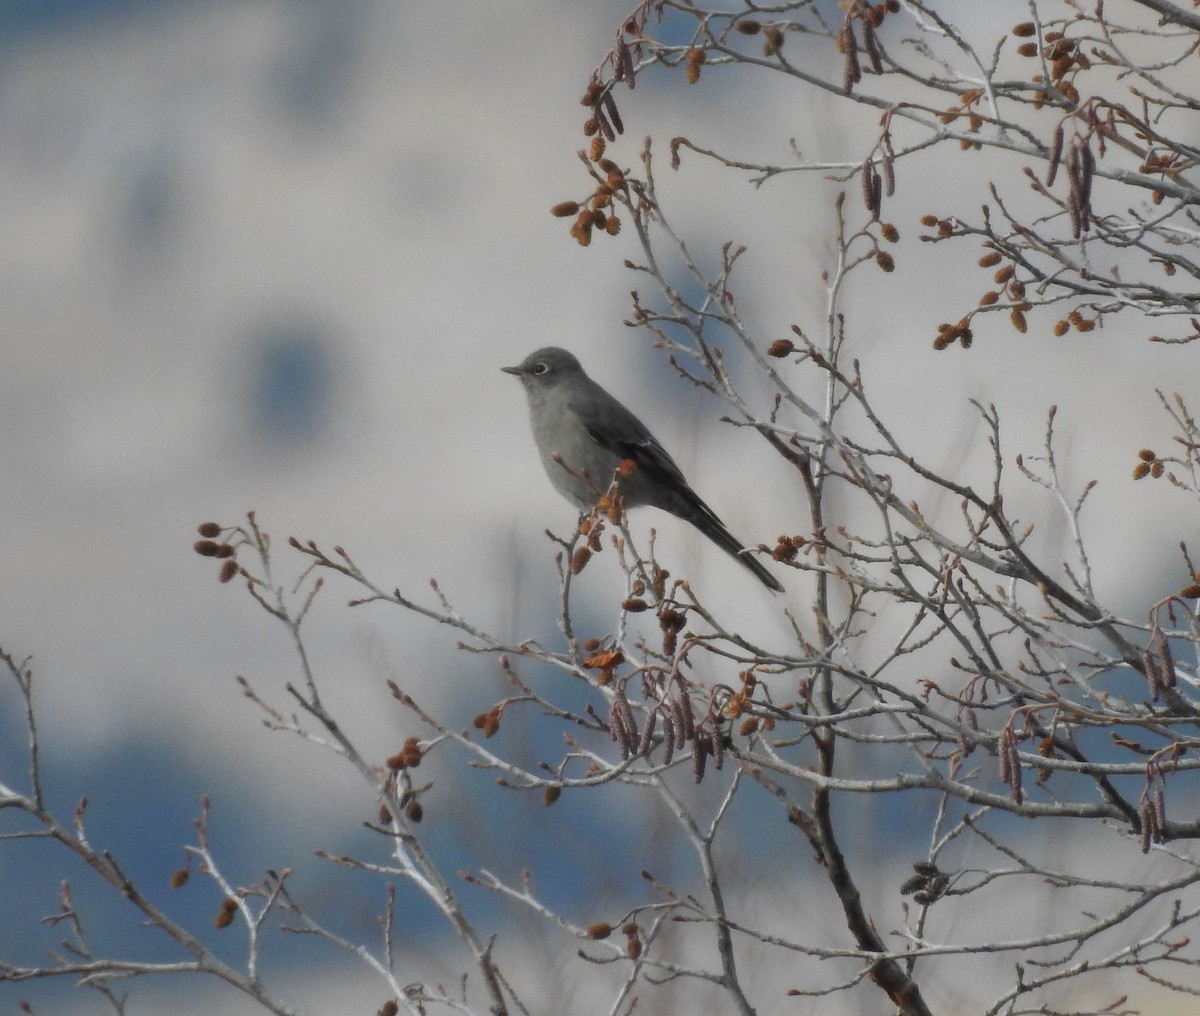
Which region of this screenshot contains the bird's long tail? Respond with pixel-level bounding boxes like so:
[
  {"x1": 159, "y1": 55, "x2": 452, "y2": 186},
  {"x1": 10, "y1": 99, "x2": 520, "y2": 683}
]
[{"x1": 687, "y1": 505, "x2": 783, "y2": 593}]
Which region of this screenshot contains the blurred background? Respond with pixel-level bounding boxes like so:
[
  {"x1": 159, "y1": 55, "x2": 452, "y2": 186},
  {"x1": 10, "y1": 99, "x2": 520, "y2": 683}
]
[{"x1": 0, "y1": 1, "x2": 1193, "y2": 1012}]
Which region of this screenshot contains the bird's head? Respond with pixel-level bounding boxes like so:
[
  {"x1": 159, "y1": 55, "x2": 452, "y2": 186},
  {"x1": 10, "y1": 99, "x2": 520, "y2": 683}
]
[{"x1": 501, "y1": 347, "x2": 584, "y2": 391}]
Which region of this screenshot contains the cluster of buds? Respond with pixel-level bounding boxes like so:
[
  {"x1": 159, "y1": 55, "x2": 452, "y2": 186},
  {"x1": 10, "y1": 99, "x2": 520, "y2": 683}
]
[
  {"x1": 1141, "y1": 151, "x2": 1185, "y2": 206},
  {"x1": 1132, "y1": 447, "x2": 1166, "y2": 481},
  {"x1": 899, "y1": 860, "x2": 950, "y2": 906},
  {"x1": 580, "y1": 77, "x2": 624, "y2": 143},
  {"x1": 722, "y1": 671, "x2": 775, "y2": 739},
  {"x1": 472, "y1": 706, "x2": 502, "y2": 738},
  {"x1": 570, "y1": 511, "x2": 608, "y2": 575},
  {"x1": 1052, "y1": 306, "x2": 1098, "y2": 336},
  {"x1": 623, "y1": 921, "x2": 644, "y2": 959},
  {"x1": 378, "y1": 773, "x2": 425, "y2": 825},
  {"x1": 381, "y1": 738, "x2": 427, "y2": 824},
  {"x1": 974, "y1": 249, "x2": 1031, "y2": 333},
  {"x1": 937, "y1": 88, "x2": 986, "y2": 150},
  {"x1": 734, "y1": 19, "x2": 787, "y2": 59},
  {"x1": 193, "y1": 521, "x2": 240, "y2": 583},
  {"x1": 933, "y1": 317, "x2": 974, "y2": 351},
  {"x1": 550, "y1": 150, "x2": 628, "y2": 247},
  {"x1": 1013, "y1": 23, "x2": 1087, "y2": 106},
  {"x1": 658, "y1": 606, "x2": 686, "y2": 657},
  {"x1": 580, "y1": 7, "x2": 643, "y2": 136},
  {"x1": 620, "y1": 561, "x2": 670, "y2": 610},
  {"x1": 386, "y1": 737, "x2": 424, "y2": 770},
  {"x1": 770, "y1": 533, "x2": 807, "y2": 563},
  {"x1": 921, "y1": 214, "x2": 958, "y2": 239},
  {"x1": 568, "y1": 476, "x2": 633, "y2": 575}
]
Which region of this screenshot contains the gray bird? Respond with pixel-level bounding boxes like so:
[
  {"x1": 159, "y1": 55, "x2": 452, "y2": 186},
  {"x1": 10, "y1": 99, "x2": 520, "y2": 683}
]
[{"x1": 503, "y1": 347, "x2": 783, "y2": 592}]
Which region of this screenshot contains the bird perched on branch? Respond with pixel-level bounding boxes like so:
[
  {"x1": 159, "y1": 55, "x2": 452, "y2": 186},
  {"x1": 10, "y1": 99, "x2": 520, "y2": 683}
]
[{"x1": 503, "y1": 346, "x2": 782, "y2": 592}]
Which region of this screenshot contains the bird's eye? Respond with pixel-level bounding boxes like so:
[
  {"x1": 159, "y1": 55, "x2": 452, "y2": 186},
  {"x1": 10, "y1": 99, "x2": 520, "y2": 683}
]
[{"x1": 532, "y1": 362, "x2": 549, "y2": 376}]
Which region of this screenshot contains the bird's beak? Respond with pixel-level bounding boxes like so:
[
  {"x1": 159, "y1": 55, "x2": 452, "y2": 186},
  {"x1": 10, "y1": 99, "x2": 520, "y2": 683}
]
[{"x1": 501, "y1": 364, "x2": 522, "y2": 375}]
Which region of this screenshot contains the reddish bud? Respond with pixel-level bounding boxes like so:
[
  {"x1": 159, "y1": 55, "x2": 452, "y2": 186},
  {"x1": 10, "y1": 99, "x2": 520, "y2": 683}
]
[
  {"x1": 481, "y1": 710, "x2": 500, "y2": 738},
  {"x1": 214, "y1": 899, "x2": 237, "y2": 929}
]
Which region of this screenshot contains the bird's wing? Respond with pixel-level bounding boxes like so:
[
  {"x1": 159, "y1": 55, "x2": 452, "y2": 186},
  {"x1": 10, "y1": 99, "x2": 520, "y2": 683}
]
[
  {"x1": 571, "y1": 384, "x2": 691, "y2": 488},
  {"x1": 569, "y1": 378, "x2": 783, "y2": 591}
]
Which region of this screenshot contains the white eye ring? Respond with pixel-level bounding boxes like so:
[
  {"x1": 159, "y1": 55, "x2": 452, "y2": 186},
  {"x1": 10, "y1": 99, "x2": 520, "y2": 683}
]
[{"x1": 532, "y1": 362, "x2": 550, "y2": 376}]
